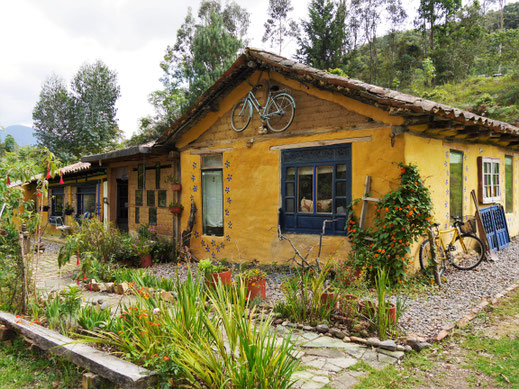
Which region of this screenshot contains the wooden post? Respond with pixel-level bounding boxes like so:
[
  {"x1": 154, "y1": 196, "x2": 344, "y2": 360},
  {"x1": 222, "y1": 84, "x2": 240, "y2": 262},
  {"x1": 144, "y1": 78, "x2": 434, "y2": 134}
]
[
  {"x1": 427, "y1": 227, "x2": 441, "y2": 287},
  {"x1": 359, "y1": 176, "x2": 379, "y2": 230}
]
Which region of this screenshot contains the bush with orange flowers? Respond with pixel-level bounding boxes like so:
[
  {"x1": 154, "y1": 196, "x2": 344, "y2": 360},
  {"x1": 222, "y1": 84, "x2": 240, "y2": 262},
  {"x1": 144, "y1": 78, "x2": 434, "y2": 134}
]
[{"x1": 347, "y1": 163, "x2": 433, "y2": 283}]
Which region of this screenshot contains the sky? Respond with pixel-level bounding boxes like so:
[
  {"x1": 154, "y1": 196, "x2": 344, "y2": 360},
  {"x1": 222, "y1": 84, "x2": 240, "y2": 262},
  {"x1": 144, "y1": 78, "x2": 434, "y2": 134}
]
[{"x1": 0, "y1": 0, "x2": 419, "y2": 139}]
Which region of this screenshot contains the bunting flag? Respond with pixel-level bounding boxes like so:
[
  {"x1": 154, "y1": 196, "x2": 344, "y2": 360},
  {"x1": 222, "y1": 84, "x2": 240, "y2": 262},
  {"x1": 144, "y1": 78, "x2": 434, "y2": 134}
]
[
  {"x1": 59, "y1": 171, "x2": 64, "y2": 184},
  {"x1": 6, "y1": 174, "x2": 10, "y2": 186}
]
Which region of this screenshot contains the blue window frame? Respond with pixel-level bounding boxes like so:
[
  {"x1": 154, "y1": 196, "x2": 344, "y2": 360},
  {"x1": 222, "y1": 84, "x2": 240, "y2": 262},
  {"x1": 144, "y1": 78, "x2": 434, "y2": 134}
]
[{"x1": 280, "y1": 144, "x2": 351, "y2": 235}]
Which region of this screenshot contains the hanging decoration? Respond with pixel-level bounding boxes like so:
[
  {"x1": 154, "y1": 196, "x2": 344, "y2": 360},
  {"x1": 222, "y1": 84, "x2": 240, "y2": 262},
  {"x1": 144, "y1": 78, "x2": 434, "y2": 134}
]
[
  {"x1": 45, "y1": 162, "x2": 51, "y2": 180},
  {"x1": 6, "y1": 174, "x2": 10, "y2": 186},
  {"x1": 59, "y1": 171, "x2": 64, "y2": 185}
]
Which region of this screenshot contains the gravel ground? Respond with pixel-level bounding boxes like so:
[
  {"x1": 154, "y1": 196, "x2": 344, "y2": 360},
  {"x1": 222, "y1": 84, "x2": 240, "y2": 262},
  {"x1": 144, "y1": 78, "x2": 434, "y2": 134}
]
[{"x1": 138, "y1": 239, "x2": 519, "y2": 339}]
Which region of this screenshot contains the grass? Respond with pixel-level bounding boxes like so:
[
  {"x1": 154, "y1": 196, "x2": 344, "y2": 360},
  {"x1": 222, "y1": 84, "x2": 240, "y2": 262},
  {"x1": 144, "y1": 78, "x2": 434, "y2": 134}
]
[
  {"x1": 0, "y1": 338, "x2": 82, "y2": 388},
  {"x1": 352, "y1": 288, "x2": 519, "y2": 388}
]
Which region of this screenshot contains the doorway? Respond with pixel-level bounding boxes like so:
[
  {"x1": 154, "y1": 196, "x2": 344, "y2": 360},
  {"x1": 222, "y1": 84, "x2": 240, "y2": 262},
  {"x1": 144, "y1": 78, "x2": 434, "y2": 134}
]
[{"x1": 116, "y1": 178, "x2": 128, "y2": 232}]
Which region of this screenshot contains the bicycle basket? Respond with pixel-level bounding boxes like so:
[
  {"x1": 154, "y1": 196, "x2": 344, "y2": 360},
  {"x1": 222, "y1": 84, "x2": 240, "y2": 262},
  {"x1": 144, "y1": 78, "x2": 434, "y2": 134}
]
[{"x1": 460, "y1": 218, "x2": 476, "y2": 234}]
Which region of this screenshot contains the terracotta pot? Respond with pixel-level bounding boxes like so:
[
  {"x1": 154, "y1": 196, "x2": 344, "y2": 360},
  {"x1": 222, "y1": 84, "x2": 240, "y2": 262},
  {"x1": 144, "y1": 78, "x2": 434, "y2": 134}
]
[
  {"x1": 358, "y1": 300, "x2": 378, "y2": 316},
  {"x1": 172, "y1": 183, "x2": 182, "y2": 191},
  {"x1": 320, "y1": 292, "x2": 339, "y2": 309},
  {"x1": 245, "y1": 277, "x2": 266, "y2": 300},
  {"x1": 140, "y1": 255, "x2": 152, "y2": 268},
  {"x1": 206, "y1": 269, "x2": 232, "y2": 289},
  {"x1": 169, "y1": 206, "x2": 183, "y2": 214},
  {"x1": 385, "y1": 302, "x2": 397, "y2": 323},
  {"x1": 337, "y1": 266, "x2": 362, "y2": 286},
  {"x1": 339, "y1": 294, "x2": 359, "y2": 317}
]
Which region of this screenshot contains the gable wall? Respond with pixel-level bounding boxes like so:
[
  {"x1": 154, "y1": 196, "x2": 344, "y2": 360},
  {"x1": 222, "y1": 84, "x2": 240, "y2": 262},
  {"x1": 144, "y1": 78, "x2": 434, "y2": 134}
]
[{"x1": 178, "y1": 71, "x2": 406, "y2": 264}]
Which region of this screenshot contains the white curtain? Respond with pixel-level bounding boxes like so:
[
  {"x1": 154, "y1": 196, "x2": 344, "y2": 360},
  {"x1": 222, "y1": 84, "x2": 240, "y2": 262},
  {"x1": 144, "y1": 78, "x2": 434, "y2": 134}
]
[{"x1": 202, "y1": 170, "x2": 223, "y2": 228}]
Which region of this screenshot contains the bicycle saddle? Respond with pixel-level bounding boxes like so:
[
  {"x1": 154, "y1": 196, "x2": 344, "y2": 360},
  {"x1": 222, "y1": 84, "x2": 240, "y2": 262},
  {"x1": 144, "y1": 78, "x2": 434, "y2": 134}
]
[{"x1": 433, "y1": 222, "x2": 441, "y2": 227}]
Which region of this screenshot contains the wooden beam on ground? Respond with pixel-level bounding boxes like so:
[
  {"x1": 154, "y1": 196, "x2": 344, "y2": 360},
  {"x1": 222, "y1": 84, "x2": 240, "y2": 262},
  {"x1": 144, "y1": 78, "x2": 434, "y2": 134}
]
[{"x1": 0, "y1": 311, "x2": 157, "y2": 389}]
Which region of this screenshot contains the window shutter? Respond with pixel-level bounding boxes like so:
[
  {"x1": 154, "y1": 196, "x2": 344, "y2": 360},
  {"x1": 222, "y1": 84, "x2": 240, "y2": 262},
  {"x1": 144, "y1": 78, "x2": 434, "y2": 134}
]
[{"x1": 477, "y1": 156, "x2": 483, "y2": 203}]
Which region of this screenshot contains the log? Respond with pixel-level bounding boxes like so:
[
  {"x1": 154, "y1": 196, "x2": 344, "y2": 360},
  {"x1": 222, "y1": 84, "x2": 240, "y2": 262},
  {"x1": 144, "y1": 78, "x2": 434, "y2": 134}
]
[{"x1": 0, "y1": 311, "x2": 157, "y2": 389}]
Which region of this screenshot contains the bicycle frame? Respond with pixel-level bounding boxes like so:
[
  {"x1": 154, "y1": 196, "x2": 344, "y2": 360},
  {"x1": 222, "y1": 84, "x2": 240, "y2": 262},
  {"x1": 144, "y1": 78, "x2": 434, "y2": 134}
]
[
  {"x1": 242, "y1": 88, "x2": 283, "y2": 121},
  {"x1": 433, "y1": 225, "x2": 467, "y2": 260}
]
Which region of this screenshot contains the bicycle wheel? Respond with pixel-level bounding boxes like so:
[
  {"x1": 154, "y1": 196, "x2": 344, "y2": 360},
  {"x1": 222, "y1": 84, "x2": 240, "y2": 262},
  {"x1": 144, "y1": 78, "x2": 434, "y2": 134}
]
[
  {"x1": 450, "y1": 233, "x2": 485, "y2": 270},
  {"x1": 419, "y1": 239, "x2": 447, "y2": 278},
  {"x1": 230, "y1": 98, "x2": 252, "y2": 132},
  {"x1": 265, "y1": 93, "x2": 295, "y2": 132}
]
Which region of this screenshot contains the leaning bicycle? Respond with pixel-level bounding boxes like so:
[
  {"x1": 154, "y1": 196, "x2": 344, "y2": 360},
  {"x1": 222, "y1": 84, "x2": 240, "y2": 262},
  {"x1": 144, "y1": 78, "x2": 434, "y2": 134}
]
[
  {"x1": 419, "y1": 217, "x2": 485, "y2": 278},
  {"x1": 230, "y1": 83, "x2": 296, "y2": 133}
]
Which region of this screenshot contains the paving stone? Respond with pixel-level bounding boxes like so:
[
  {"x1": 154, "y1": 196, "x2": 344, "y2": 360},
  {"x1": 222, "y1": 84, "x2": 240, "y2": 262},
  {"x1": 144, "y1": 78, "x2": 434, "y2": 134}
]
[
  {"x1": 376, "y1": 348, "x2": 405, "y2": 360},
  {"x1": 301, "y1": 332, "x2": 320, "y2": 341},
  {"x1": 311, "y1": 375, "x2": 330, "y2": 384},
  {"x1": 330, "y1": 373, "x2": 360, "y2": 389},
  {"x1": 303, "y1": 348, "x2": 347, "y2": 359},
  {"x1": 300, "y1": 382, "x2": 326, "y2": 389},
  {"x1": 378, "y1": 339, "x2": 397, "y2": 351},
  {"x1": 301, "y1": 356, "x2": 327, "y2": 370},
  {"x1": 303, "y1": 336, "x2": 363, "y2": 350},
  {"x1": 327, "y1": 357, "x2": 357, "y2": 369}
]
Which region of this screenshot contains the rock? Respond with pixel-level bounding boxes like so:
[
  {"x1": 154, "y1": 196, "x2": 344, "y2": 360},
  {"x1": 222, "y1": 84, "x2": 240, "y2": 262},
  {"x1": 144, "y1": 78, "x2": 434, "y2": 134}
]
[
  {"x1": 325, "y1": 333, "x2": 332, "y2": 337},
  {"x1": 104, "y1": 283, "x2": 114, "y2": 293},
  {"x1": 97, "y1": 298, "x2": 104, "y2": 305},
  {"x1": 376, "y1": 348, "x2": 405, "y2": 360},
  {"x1": 273, "y1": 319, "x2": 283, "y2": 325},
  {"x1": 91, "y1": 282, "x2": 101, "y2": 292},
  {"x1": 366, "y1": 337, "x2": 381, "y2": 347},
  {"x1": 114, "y1": 282, "x2": 128, "y2": 295},
  {"x1": 296, "y1": 323, "x2": 304, "y2": 329},
  {"x1": 282, "y1": 321, "x2": 289, "y2": 326},
  {"x1": 343, "y1": 336, "x2": 351, "y2": 342},
  {"x1": 161, "y1": 290, "x2": 175, "y2": 303},
  {"x1": 303, "y1": 325, "x2": 314, "y2": 331},
  {"x1": 404, "y1": 345, "x2": 413, "y2": 352},
  {"x1": 396, "y1": 345, "x2": 405, "y2": 352},
  {"x1": 412, "y1": 342, "x2": 432, "y2": 352},
  {"x1": 329, "y1": 328, "x2": 346, "y2": 339},
  {"x1": 316, "y1": 324, "x2": 329, "y2": 333},
  {"x1": 360, "y1": 329, "x2": 369, "y2": 338},
  {"x1": 379, "y1": 340, "x2": 397, "y2": 351},
  {"x1": 286, "y1": 323, "x2": 297, "y2": 328},
  {"x1": 99, "y1": 303, "x2": 108, "y2": 311},
  {"x1": 349, "y1": 336, "x2": 367, "y2": 344}
]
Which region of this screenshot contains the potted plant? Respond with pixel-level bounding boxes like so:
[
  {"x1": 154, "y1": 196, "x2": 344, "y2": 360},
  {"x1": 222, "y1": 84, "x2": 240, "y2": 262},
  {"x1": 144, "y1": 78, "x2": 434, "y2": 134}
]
[
  {"x1": 169, "y1": 201, "x2": 184, "y2": 215},
  {"x1": 64, "y1": 203, "x2": 74, "y2": 216},
  {"x1": 320, "y1": 287, "x2": 339, "y2": 309},
  {"x1": 42, "y1": 205, "x2": 50, "y2": 212},
  {"x1": 138, "y1": 239, "x2": 153, "y2": 268},
  {"x1": 238, "y1": 268, "x2": 267, "y2": 300},
  {"x1": 335, "y1": 252, "x2": 366, "y2": 286},
  {"x1": 166, "y1": 175, "x2": 182, "y2": 191},
  {"x1": 198, "y1": 259, "x2": 231, "y2": 288}
]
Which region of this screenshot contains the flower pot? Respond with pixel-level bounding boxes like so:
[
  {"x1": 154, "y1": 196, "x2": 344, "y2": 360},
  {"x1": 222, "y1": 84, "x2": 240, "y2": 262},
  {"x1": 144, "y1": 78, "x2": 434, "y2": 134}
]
[
  {"x1": 64, "y1": 209, "x2": 74, "y2": 216},
  {"x1": 140, "y1": 255, "x2": 152, "y2": 268},
  {"x1": 244, "y1": 277, "x2": 266, "y2": 300},
  {"x1": 42, "y1": 205, "x2": 50, "y2": 212},
  {"x1": 172, "y1": 183, "x2": 182, "y2": 191},
  {"x1": 169, "y1": 206, "x2": 183, "y2": 215},
  {"x1": 337, "y1": 266, "x2": 362, "y2": 286},
  {"x1": 320, "y1": 292, "x2": 339, "y2": 309},
  {"x1": 358, "y1": 300, "x2": 378, "y2": 317},
  {"x1": 385, "y1": 302, "x2": 397, "y2": 323},
  {"x1": 206, "y1": 269, "x2": 232, "y2": 289},
  {"x1": 339, "y1": 294, "x2": 359, "y2": 317}
]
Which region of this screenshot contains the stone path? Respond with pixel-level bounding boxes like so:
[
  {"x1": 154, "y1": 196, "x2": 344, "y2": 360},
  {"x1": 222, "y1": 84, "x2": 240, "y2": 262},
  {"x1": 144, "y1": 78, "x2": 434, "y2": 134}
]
[{"x1": 33, "y1": 239, "x2": 401, "y2": 389}]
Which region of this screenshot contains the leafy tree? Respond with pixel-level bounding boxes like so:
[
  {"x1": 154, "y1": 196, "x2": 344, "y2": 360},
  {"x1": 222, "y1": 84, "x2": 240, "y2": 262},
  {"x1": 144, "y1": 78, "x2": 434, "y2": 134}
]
[
  {"x1": 32, "y1": 62, "x2": 120, "y2": 163},
  {"x1": 149, "y1": 0, "x2": 249, "y2": 131},
  {"x1": 296, "y1": 0, "x2": 348, "y2": 69},
  {"x1": 262, "y1": 0, "x2": 299, "y2": 54},
  {"x1": 416, "y1": 0, "x2": 462, "y2": 52}
]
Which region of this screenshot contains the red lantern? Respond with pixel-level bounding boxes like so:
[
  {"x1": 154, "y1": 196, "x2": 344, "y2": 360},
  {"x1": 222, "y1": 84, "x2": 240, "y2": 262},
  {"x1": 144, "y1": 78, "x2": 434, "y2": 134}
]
[
  {"x1": 46, "y1": 168, "x2": 51, "y2": 180},
  {"x1": 59, "y1": 171, "x2": 64, "y2": 184},
  {"x1": 6, "y1": 174, "x2": 10, "y2": 185}
]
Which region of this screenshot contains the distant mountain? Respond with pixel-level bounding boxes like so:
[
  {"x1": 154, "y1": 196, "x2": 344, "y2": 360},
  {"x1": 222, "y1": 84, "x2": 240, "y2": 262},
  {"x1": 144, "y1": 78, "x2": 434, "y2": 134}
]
[{"x1": 1, "y1": 125, "x2": 36, "y2": 146}]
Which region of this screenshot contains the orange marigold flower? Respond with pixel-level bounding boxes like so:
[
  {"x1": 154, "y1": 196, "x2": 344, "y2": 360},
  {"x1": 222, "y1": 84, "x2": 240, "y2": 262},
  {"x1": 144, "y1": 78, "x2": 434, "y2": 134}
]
[
  {"x1": 369, "y1": 266, "x2": 373, "y2": 269},
  {"x1": 401, "y1": 168, "x2": 406, "y2": 173},
  {"x1": 385, "y1": 208, "x2": 389, "y2": 212},
  {"x1": 163, "y1": 356, "x2": 170, "y2": 361},
  {"x1": 381, "y1": 249, "x2": 385, "y2": 253},
  {"x1": 375, "y1": 254, "x2": 379, "y2": 257}
]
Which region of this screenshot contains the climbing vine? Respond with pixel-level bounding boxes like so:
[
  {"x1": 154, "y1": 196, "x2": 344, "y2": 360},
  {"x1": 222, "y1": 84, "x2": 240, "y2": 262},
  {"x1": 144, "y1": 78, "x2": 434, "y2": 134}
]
[{"x1": 347, "y1": 163, "x2": 433, "y2": 284}]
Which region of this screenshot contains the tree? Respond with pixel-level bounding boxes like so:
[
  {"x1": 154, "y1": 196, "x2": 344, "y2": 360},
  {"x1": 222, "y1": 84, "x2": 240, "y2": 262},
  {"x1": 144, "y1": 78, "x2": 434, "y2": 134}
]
[
  {"x1": 150, "y1": 0, "x2": 249, "y2": 130},
  {"x1": 262, "y1": 0, "x2": 299, "y2": 54},
  {"x1": 33, "y1": 62, "x2": 121, "y2": 163},
  {"x1": 416, "y1": 0, "x2": 462, "y2": 53},
  {"x1": 296, "y1": 0, "x2": 348, "y2": 70}
]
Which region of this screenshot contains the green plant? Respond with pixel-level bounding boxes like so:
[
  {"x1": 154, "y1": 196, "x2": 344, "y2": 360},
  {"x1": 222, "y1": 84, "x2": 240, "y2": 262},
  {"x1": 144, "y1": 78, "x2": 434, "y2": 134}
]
[
  {"x1": 76, "y1": 305, "x2": 112, "y2": 331},
  {"x1": 168, "y1": 201, "x2": 184, "y2": 210},
  {"x1": 274, "y1": 262, "x2": 336, "y2": 325},
  {"x1": 238, "y1": 268, "x2": 267, "y2": 280},
  {"x1": 197, "y1": 258, "x2": 228, "y2": 275},
  {"x1": 374, "y1": 269, "x2": 391, "y2": 340},
  {"x1": 347, "y1": 163, "x2": 433, "y2": 284}
]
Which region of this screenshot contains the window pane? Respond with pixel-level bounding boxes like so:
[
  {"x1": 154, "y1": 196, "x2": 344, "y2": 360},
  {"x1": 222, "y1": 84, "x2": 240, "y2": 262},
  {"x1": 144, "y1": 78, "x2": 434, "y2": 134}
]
[
  {"x1": 286, "y1": 199, "x2": 295, "y2": 213},
  {"x1": 53, "y1": 194, "x2": 64, "y2": 215},
  {"x1": 336, "y1": 198, "x2": 347, "y2": 214},
  {"x1": 82, "y1": 194, "x2": 96, "y2": 214},
  {"x1": 493, "y1": 162, "x2": 499, "y2": 174},
  {"x1": 147, "y1": 190, "x2": 155, "y2": 207},
  {"x1": 135, "y1": 207, "x2": 140, "y2": 224},
  {"x1": 202, "y1": 170, "x2": 224, "y2": 235},
  {"x1": 317, "y1": 166, "x2": 332, "y2": 213},
  {"x1": 202, "y1": 155, "x2": 222, "y2": 168},
  {"x1": 135, "y1": 190, "x2": 143, "y2": 206},
  {"x1": 337, "y1": 164, "x2": 346, "y2": 179},
  {"x1": 336, "y1": 181, "x2": 346, "y2": 197},
  {"x1": 484, "y1": 162, "x2": 490, "y2": 174},
  {"x1": 286, "y1": 182, "x2": 294, "y2": 197},
  {"x1": 506, "y1": 156, "x2": 513, "y2": 212},
  {"x1": 286, "y1": 167, "x2": 295, "y2": 181},
  {"x1": 158, "y1": 190, "x2": 167, "y2": 208},
  {"x1": 138, "y1": 164, "x2": 145, "y2": 189},
  {"x1": 149, "y1": 208, "x2": 157, "y2": 225},
  {"x1": 298, "y1": 167, "x2": 313, "y2": 213},
  {"x1": 450, "y1": 150, "x2": 463, "y2": 218}
]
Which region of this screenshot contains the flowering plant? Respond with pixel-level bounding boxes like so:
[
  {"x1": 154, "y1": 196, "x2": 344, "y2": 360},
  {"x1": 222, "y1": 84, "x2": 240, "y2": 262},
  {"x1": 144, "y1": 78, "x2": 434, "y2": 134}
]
[
  {"x1": 238, "y1": 268, "x2": 267, "y2": 281},
  {"x1": 197, "y1": 258, "x2": 228, "y2": 275}
]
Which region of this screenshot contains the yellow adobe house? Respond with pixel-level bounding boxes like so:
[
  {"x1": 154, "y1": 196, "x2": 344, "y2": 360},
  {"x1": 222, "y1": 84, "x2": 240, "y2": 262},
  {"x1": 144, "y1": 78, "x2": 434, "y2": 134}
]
[
  {"x1": 21, "y1": 162, "x2": 107, "y2": 238},
  {"x1": 86, "y1": 48, "x2": 519, "y2": 266}
]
